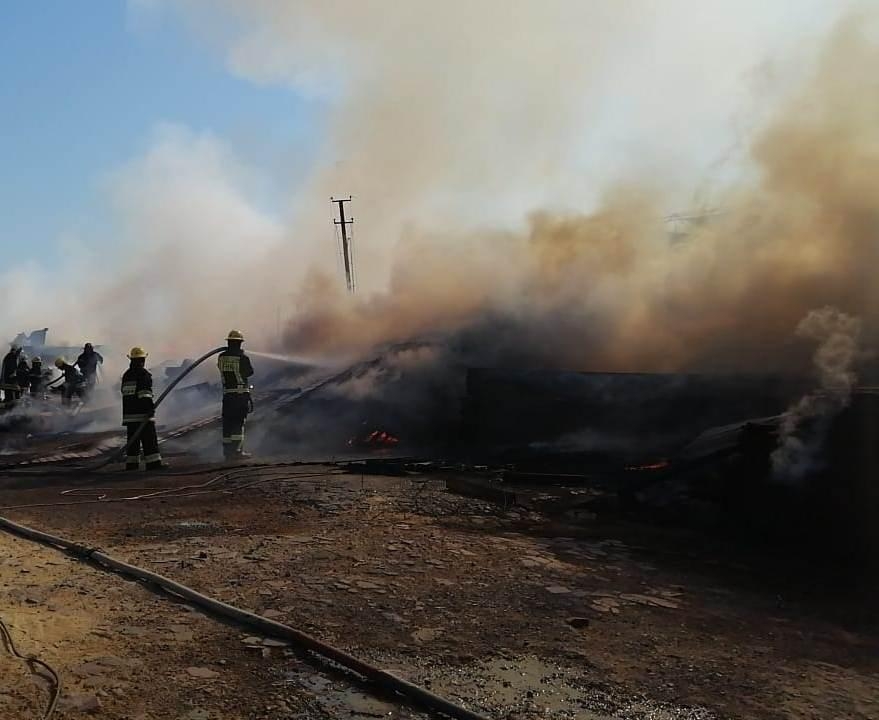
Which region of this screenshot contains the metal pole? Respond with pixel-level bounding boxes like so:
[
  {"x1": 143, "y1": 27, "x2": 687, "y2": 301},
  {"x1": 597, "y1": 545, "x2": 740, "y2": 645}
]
[{"x1": 332, "y1": 196, "x2": 355, "y2": 293}]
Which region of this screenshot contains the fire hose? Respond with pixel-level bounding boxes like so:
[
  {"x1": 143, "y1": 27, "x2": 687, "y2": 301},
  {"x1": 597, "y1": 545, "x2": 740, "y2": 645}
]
[
  {"x1": 0, "y1": 614, "x2": 60, "y2": 719},
  {"x1": 0, "y1": 343, "x2": 428, "y2": 475},
  {"x1": 0, "y1": 467, "x2": 346, "y2": 512},
  {"x1": 0, "y1": 347, "x2": 231, "y2": 475},
  {"x1": 88, "y1": 346, "x2": 228, "y2": 472},
  {"x1": 0, "y1": 343, "x2": 493, "y2": 717},
  {"x1": 0, "y1": 513, "x2": 491, "y2": 720}
]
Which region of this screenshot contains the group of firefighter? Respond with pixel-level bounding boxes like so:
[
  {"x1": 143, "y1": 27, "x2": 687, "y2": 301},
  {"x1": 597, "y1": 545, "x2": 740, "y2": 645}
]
[
  {"x1": 0, "y1": 343, "x2": 103, "y2": 406},
  {"x1": 1, "y1": 330, "x2": 253, "y2": 471},
  {"x1": 121, "y1": 330, "x2": 253, "y2": 471}
]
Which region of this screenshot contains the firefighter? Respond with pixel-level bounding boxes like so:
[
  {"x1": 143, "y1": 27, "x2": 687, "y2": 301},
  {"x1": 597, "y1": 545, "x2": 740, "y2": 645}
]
[
  {"x1": 1, "y1": 345, "x2": 21, "y2": 404},
  {"x1": 1, "y1": 345, "x2": 20, "y2": 384},
  {"x1": 29, "y1": 357, "x2": 49, "y2": 396},
  {"x1": 217, "y1": 330, "x2": 254, "y2": 459},
  {"x1": 54, "y1": 357, "x2": 85, "y2": 407},
  {"x1": 16, "y1": 354, "x2": 31, "y2": 395},
  {"x1": 75, "y1": 342, "x2": 103, "y2": 398},
  {"x1": 121, "y1": 347, "x2": 164, "y2": 471}
]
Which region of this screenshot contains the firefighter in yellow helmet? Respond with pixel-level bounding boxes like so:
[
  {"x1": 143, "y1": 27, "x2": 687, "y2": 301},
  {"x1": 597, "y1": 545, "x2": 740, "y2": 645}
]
[
  {"x1": 54, "y1": 356, "x2": 85, "y2": 407},
  {"x1": 217, "y1": 330, "x2": 254, "y2": 459},
  {"x1": 120, "y1": 347, "x2": 165, "y2": 470}
]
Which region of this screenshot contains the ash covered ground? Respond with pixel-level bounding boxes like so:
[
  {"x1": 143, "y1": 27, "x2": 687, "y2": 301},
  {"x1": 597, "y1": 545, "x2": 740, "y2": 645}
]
[{"x1": 1, "y1": 463, "x2": 877, "y2": 720}]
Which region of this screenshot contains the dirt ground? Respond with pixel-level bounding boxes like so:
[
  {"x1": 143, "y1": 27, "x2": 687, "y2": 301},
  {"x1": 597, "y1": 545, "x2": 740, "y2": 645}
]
[{"x1": 0, "y1": 462, "x2": 876, "y2": 719}]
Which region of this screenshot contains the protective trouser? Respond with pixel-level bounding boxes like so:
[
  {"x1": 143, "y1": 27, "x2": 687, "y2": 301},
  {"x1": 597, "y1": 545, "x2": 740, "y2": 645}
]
[
  {"x1": 82, "y1": 373, "x2": 97, "y2": 400},
  {"x1": 222, "y1": 394, "x2": 250, "y2": 457},
  {"x1": 62, "y1": 383, "x2": 83, "y2": 407},
  {"x1": 0, "y1": 383, "x2": 18, "y2": 407},
  {"x1": 124, "y1": 420, "x2": 162, "y2": 470}
]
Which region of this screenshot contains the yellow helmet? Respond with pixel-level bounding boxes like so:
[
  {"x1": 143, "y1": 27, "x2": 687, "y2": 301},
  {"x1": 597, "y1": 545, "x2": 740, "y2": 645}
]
[
  {"x1": 54, "y1": 357, "x2": 66, "y2": 369},
  {"x1": 226, "y1": 330, "x2": 245, "y2": 342},
  {"x1": 128, "y1": 346, "x2": 148, "y2": 359}
]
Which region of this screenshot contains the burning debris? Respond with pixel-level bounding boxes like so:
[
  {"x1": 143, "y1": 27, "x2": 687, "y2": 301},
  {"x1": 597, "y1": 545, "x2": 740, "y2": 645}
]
[
  {"x1": 349, "y1": 428, "x2": 401, "y2": 450},
  {"x1": 4, "y1": 6, "x2": 879, "y2": 720},
  {"x1": 461, "y1": 366, "x2": 810, "y2": 464}
]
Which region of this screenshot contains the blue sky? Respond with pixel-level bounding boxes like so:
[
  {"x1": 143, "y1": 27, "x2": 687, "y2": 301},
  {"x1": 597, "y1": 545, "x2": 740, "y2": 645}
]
[
  {"x1": 0, "y1": 1, "x2": 855, "y2": 286},
  {"x1": 0, "y1": 1, "x2": 318, "y2": 265}
]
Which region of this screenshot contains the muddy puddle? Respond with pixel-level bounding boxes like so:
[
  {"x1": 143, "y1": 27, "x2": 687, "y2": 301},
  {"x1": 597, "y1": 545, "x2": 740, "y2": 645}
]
[
  {"x1": 268, "y1": 647, "x2": 719, "y2": 718},
  {"x1": 424, "y1": 655, "x2": 718, "y2": 719}
]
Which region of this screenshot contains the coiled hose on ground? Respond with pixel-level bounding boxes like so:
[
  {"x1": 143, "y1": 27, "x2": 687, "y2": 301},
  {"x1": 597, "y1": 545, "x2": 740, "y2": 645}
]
[{"x1": 0, "y1": 613, "x2": 60, "y2": 719}]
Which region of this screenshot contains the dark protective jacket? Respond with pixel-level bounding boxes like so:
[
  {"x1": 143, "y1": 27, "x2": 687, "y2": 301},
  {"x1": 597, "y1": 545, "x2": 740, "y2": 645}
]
[
  {"x1": 217, "y1": 347, "x2": 254, "y2": 395},
  {"x1": 16, "y1": 360, "x2": 30, "y2": 388},
  {"x1": 121, "y1": 365, "x2": 155, "y2": 424},
  {"x1": 30, "y1": 363, "x2": 48, "y2": 393},
  {"x1": 60, "y1": 363, "x2": 83, "y2": 391},
  {"x1": 1, "y1": 350, "x2": 19, "y2": 384},
  {"x1": 76, "y1": 349, "x2": 103, "y2": 377},
  {"x1": 60, "y1": 363, "x2": 83, "y2": 385}
]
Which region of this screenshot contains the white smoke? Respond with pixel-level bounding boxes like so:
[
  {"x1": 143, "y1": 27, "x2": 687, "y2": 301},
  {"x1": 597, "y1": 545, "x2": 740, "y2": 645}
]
[
  {"x1": 0, "y1": 125, "x2": 286, "y2": 359},
  {"x1": 771, "y1": 306, "x2": 862, "y2": 481},
  {"x1": 145, "y1": 0, "x2": 853, "y2": 292},
  {"x1": 0, "y1": 0, "x2": 867, "y2": 375}
]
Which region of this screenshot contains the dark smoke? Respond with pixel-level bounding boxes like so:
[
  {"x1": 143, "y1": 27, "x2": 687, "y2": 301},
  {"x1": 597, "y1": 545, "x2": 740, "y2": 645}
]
[
  {"x1": 771, "y1": 306, "x2": 862, "y2": 481},
  {"x1": 280, "y1": 17, "x2": 879, "y2": 380}
]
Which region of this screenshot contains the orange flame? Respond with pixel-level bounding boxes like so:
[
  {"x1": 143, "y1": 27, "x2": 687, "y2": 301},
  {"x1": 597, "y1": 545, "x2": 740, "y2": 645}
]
[{"x1": 348, "y1": 429, "x2": 400, "y2": 448}]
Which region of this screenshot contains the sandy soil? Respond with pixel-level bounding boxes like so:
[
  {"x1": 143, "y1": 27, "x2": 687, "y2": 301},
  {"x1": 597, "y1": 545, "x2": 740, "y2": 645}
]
[{"x1": 0, "y1": 463, "x2": 876, "y2": 719}]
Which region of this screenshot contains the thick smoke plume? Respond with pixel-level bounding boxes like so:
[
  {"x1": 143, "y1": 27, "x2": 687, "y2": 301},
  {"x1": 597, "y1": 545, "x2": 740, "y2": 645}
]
[
  {"x1": 0, "y1": 2, "x2": 873, "y2": 381},
  {"x1": 771, "y1": 307, "x2": 861, "y2": 481},
  {"x1": 278, "y1": 12, "x2": 879, "y2": 375}
]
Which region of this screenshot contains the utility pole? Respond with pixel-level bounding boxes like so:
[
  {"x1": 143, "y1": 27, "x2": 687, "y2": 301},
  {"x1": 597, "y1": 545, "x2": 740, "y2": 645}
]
[
  {"x1": 331, "y1": 196, "x2": 355, "y2": 293},
  {"x1": 663, "y1": 208, "x2": 724, "y2": 244}
]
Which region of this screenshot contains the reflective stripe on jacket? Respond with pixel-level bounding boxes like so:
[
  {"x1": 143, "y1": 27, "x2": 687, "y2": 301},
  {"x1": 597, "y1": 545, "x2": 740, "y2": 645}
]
[
  {"x1": 217, "y1": 349, "x2": 254, "y2": 395},
  {"x1": 121, "y1": 365, "x2": 155, "y2": 426}
]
